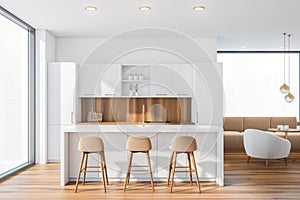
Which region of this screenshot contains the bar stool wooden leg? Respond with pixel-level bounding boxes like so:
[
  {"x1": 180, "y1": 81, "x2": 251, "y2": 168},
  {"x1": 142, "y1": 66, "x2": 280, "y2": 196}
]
[
  {"x1": 167, "y1": 151, "x2": 174, "y2": 186},
  {"x1": 123, "y1": 151, "x2": 133, "y2": 192},
  {"x1": 169, "y1": 152, "x2": 177, "y2": 193},
  {"x1": 187, "y1": 152, "x2": 193, "y2": 185},
  {"x1": 75, "y1": 152, "x2": 85, "y2": 193},
  {"x1": 127, "y1": 155, "x2": 131, "y2": 185},
  {"x1": 127, "y1": 152, "x2": 133, "y2": 185},
  {"x1": 99, "y1": 153, "x2": 107, "y2": 193},
  {"x1": 101, "y1": 151, "x2": 109, "y2": 185},
  {"x1": 82, "y1": 153, "x2": 88, "y2": 185},
  {"x1": 191, "y1": 152, "x2": 201, "y2": 193},
  {"x1": 146, "y1": 151, "x2": 155, "y2": 191}
]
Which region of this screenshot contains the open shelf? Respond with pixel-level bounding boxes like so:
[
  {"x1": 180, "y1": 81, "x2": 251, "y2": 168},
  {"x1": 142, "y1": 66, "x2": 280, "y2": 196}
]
[
  {"x1": 122, "y1": 80, "x2": 150, "y2": 83},
  {"x1": 121, "y1": 65, "x2": 151, "y2": 96}
]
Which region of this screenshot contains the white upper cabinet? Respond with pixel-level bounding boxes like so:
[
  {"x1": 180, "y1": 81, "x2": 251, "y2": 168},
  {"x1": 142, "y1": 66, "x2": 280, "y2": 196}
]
[
  {"x1": 48, "y1": 62, "x2": 77, "y2": 125},
  {"x1": 150, "y1": 64, "x2": 194, "y2": 96},
  {"x1": 193, "y1": 63, "x2": 223, "y2": 125},
  {"x1": 150, "y1": 65, "x2": 173, "y2": 96},
  {"x1": 78, "y1": 64, "x2": 122, "y2": 96},
  {"x1": 78, "y1": 64, "x2": 102, "y2": 97},
  {"x1": 78, "y1": 63, "x2": 195, "y2": 97},
  {"x1": 100, "y1": 64, "x2": 122, "y2": 96},
  {"x1": 170, "y1": 64, "x2": 194, "y2": 96}
]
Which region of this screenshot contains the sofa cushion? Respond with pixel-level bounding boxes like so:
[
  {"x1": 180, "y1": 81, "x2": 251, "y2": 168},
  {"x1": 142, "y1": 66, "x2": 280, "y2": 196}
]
[
  {"x1": 270, "y1": 117, "x2": 297, "y2": 129},
  {"x1": 224, "y1": 131, "x2": 244, "y2": 150},
  {"x1": 223, "y1": 117, "x2": 243, "y2": 132},
  {"x1": 287, "y1": 133, "x2": 300, "y2": 151},
  {"x1": 243, "y1": 117, "x2": 270, "y2": 131}
]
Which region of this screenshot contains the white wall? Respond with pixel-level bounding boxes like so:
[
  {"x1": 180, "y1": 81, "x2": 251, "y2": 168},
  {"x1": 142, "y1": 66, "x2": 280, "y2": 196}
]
[
  {"x1": 56, "y1": 37, "x2": 217, "y2": 64},
  {"x1": 35, "y1": 30, "x2": 56, "y2": 164},
  {"x1": 46, "y1": 31, "x2": 56, "y2": 61}
]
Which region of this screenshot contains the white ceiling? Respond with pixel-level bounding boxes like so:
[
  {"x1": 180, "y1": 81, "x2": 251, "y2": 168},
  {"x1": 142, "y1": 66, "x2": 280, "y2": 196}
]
[{"x1": 1, "y1": 0, "x2": 300, "y2": 50}]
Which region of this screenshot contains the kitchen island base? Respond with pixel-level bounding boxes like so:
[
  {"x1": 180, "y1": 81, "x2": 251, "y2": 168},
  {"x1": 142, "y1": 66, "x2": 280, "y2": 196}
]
[{"x1": 61, "y1": 124, "x2": 224, "y2": 186}]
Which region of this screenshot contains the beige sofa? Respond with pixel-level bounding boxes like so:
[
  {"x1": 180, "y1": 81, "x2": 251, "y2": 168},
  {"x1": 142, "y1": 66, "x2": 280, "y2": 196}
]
[{"x1": 224, "y1": 117, "x2": 300, "y2": 152}]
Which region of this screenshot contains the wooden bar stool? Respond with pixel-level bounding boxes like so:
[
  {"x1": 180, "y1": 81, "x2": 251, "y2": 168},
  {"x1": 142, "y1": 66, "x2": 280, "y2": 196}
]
[
  {"x1": 75, "y1": 136, "x2": 108, "y2": 193},
  {"x1": 167, "y1": 136, "x2": 201, "y2": 193},
  {"x1": 123, "y1": 135, "x2": 154, "y2": 192}
]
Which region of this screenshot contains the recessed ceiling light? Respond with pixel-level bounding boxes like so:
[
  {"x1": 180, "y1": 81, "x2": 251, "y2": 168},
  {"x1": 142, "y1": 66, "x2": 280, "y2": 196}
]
[
  {"x1": 139, "y1": 6, "x2": 151, "y2": 11},
  {"x1": 193, "y1": 6, "x2": 206, "y2": 11},
  {"x1": 240, "y1": 45, "x2": 247, "y2": 49},
  {"x1": 85, "y1": 6, "x2": 97, "y2": 11},
  {"x1": 280, "y1": 45, "x2": 285, "y2": 49}
]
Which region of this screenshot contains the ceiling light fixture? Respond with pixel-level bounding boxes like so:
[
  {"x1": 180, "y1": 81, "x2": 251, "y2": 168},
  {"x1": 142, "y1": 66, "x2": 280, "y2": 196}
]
[
  {"x1": 139, "y1": 6, "x2": 151, "y2": 11},
  {"x1": 193, "y1": 6, "x2": 206, "y2": 11},
  {"x1": 85, "y1": 6, "x2": 97, "y2": 11},
  {"x1": 284, "y1": 34, "x2": 295, "y2": 103},
  {"x1": 280, "y1": 45, "x2": 284, "y2": 49},
  {"x1": 240, "y1": 45, "x2": 247, "y2": 49},
  {"x1": 279, "y1": 33, "x2": 290, "y2": 94}
]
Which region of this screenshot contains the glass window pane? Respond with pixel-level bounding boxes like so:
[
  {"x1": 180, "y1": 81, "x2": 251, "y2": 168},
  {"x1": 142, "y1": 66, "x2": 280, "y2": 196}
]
[
  {"x1": 0, "y1": 14, "x2": 29, "y2": 175},
  {"x1": 218, "y1": 53, "x2": 299, "y2": 117}
]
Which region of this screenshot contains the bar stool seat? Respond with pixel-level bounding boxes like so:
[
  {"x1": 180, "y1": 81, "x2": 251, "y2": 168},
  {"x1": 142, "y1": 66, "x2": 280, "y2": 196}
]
[
  {"x1": 75, "y1": 136, "x2": 108, "y2": 193},
  {"x1": 167, "y1": 136, "x2": 201, "y2": 193},
  {"x1": 123, "y1": 135, "x2": 154, "y2": 191}
]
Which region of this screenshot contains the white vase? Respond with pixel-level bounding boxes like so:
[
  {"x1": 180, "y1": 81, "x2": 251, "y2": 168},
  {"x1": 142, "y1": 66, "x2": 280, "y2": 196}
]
[
  {"x1": 139, "y1": 74, "x2": 144, "y2": 80},
  {"x1": 128, "y1": 74, "x2": 133, "y2": 80}
]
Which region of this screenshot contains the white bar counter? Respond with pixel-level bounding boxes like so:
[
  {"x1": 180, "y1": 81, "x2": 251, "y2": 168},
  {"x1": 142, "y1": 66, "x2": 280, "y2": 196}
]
[
  {"x1": 79, "y1": 95, "x2": 193, "y2": 98},
  {"x1": 60, "y1": 124, "x2": 224, "y2": 186}
]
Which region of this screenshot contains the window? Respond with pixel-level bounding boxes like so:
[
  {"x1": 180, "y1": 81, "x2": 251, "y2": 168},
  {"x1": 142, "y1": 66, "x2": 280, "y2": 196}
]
[
  {"x1": 0, "y1": 8, "x2": 35, "y2": 178},
  {"x1": 218, "y1": 53, "x2": 299, "y2": 117}
]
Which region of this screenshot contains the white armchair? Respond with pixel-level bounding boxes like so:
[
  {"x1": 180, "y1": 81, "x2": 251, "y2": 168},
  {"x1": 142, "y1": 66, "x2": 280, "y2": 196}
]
[{"x1": 243, "y1": 129, "x2": 291, "y2": 166}]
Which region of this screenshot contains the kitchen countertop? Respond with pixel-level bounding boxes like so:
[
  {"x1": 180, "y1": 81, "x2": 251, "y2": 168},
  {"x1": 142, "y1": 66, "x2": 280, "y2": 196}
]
[
  {"x1": 79, "y1": 95, "x2": 192, "y2": 98},
  {"x1": 77, "y1": 122, "x2": 195, "y2": 125},
  {"x1": 62, "y1": 123, "x2": 223, "y2": 133}
]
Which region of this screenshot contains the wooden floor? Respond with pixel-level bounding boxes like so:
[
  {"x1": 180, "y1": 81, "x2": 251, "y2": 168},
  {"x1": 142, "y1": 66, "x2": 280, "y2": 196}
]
[{"x1": 1, "y1": 152, "x2": 300, "y2": 199}]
